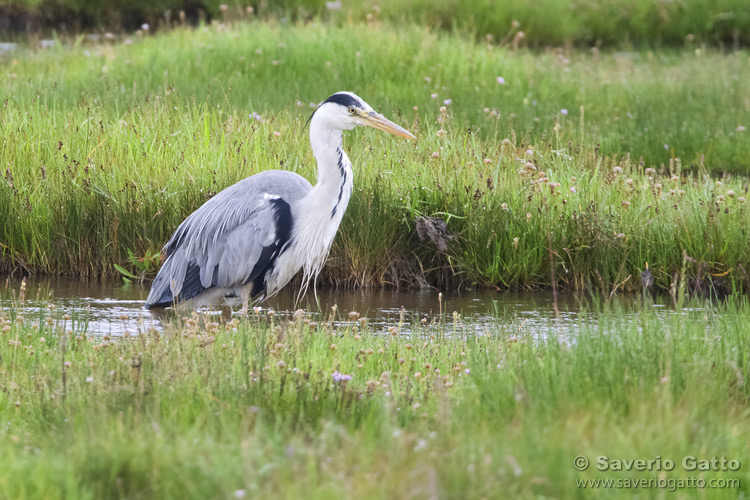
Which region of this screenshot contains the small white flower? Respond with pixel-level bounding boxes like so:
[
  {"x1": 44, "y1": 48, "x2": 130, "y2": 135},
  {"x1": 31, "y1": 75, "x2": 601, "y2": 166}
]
[
  {"x1": 560, "y1": 109, "x2": 568, "y2": 115},
  {"x1": 443, "y1": 99, "x2": 452, "y2": 105},
  {"x1": 496, "y1": 76, "x2": 506, "y2": 85}
]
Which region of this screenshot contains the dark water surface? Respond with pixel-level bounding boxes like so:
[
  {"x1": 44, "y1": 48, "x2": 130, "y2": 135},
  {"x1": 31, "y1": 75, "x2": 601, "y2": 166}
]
[{"x1": 2, "y1": 277, "x2": 681, "y2": 337}]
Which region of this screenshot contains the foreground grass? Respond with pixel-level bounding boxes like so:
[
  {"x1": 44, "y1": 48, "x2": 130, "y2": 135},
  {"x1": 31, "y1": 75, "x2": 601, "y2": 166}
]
[
  {"x1": 1, "y1": 285, "x2": 749, "y2": 499},
  {"x1": 1, "y1": 22, "x2": 750, "y2": 291}
]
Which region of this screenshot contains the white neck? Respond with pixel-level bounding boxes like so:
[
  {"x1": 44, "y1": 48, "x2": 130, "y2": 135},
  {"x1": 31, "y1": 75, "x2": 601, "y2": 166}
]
[{"x1": 288, "y1": 115, "x2": 354, "y2": 288}]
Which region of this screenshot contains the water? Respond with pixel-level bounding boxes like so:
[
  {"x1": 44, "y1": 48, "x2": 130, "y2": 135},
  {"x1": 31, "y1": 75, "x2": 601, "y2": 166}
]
[{"x1": 2, "y1": 277, "x2": 681, "y2": 337}]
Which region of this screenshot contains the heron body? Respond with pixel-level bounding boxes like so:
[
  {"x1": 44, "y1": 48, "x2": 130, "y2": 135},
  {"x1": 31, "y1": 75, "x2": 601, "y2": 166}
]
[{"x1": 145, "y1": 92, "x2": 414, "y2": 309}]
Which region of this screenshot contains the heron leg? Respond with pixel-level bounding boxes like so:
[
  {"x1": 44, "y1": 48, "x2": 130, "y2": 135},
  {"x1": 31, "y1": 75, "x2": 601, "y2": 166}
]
[{"x1": 237, "y1": 283, "x2": 253, "y2": 316}]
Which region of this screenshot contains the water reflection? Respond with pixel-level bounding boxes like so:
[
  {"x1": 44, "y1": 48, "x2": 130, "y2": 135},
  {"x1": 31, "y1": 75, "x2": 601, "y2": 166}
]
[{"x1": 2, "y1": 277, "x2": 678, "y2": 337}]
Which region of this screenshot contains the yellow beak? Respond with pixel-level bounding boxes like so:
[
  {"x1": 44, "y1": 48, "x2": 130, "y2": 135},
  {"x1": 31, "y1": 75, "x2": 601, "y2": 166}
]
[{"x1": 361, "y1": 111, "x2": 416, "y2": 140}]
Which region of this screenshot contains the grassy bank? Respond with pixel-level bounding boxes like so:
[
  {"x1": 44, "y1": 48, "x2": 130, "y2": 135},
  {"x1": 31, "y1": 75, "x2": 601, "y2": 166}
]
[
  {"x1": 1, "y1": 285, "x2": 749, "y2": 498},
  {"x1": 4, "y1": 0, "x2": 750, "y2": 47},
  {"x1": 2, "y1": 22, "x2": 750, "y2": 292}
]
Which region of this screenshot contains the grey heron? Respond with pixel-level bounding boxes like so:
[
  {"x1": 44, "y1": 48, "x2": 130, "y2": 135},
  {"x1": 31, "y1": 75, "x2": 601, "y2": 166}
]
[{"x1": 145, "y1": 91, "x2": 415, "y2": 310}]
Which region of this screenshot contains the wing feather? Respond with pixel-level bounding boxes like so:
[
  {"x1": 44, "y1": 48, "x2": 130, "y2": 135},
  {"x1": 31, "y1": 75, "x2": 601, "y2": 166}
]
[{"x1": 145, "y1": 170, "x2": 312, "y2": 308}]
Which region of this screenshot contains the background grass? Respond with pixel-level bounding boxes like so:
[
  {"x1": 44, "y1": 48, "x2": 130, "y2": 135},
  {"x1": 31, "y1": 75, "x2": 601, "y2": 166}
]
[
  {"x1": 3, "y1": 0, "x2": 750, "y2": 48},
  {"x1": 2, "y1": 22, "x2": 750, "y2": 292},
  {"x1": 1, "y1": 286, "x2": 749, "y2": 499}
]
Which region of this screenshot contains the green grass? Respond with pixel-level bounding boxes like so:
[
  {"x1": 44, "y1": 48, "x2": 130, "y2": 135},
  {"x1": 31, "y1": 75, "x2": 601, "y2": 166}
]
[
  {"x1": 4, "y1": 0, "x2": 750, "y2": 47},
  {"x1": 1, "y1": 22, "x2": 750, "y2": 292},
  {"x1": 1, "y1": 283, "x2": 749, "y2": 498}
]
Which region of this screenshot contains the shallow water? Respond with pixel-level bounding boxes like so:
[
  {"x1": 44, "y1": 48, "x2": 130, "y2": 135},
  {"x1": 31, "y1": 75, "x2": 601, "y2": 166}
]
[{"x1": 2, "y1": 277, "x2": 683, "y2": 337}]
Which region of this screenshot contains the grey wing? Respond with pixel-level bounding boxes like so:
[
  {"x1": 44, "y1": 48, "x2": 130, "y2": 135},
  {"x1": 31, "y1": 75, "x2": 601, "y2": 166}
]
[{"x1": 145, "y1": 170, "x2": 312, "y2": 308}]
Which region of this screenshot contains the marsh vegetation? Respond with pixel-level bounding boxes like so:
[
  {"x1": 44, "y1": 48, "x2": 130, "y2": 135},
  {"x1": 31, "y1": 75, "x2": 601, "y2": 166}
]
[
  {"x1": 1, "y1": 281, "x2": 749, "y2": 498},
  {"x1": 2, "y1": 22, "x2": 749, "y2": 294},
  {"x1": 2, "y1": 5, "x2": 750, "y2": 498}
]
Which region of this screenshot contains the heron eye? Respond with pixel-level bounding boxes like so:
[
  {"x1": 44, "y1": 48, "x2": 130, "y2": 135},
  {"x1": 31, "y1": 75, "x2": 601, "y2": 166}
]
[{"x1": 348, "y1": 107, "x2": 357, "y2": 115}]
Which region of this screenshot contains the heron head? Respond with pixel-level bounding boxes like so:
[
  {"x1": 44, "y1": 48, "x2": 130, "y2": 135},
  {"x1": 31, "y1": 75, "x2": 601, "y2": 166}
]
[{"x1": 309, "y1": 91, "x2": 416, "y2": 140}]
